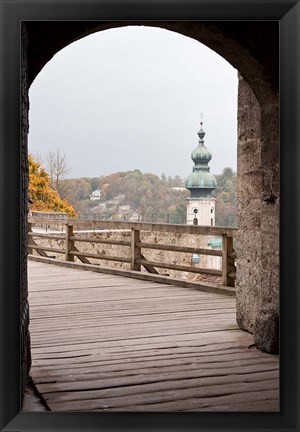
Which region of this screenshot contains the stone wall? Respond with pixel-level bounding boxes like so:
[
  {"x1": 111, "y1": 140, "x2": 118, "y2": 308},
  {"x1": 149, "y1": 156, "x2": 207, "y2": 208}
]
[
  {"x1": 236, "y1": 76, "x2": 279, "y2": 353},
  {"x1": 255, "y1": 88, "x2": 279, "y2": 353},
  {"x1": 236, "y1": 74, "x2": 262, "y2": 333}
]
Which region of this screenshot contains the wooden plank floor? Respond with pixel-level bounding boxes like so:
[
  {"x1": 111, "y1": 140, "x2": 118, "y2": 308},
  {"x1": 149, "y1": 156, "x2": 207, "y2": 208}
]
[{"x1": 27, "y1": 260, "x2": 279, "y2": 412}]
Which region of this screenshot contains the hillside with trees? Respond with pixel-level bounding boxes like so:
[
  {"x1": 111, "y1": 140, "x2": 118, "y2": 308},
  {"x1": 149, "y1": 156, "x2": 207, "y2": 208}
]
[
  {"x1": 212, "y1": 167, "x2": 237, "y2": 226},
  {"x1": 58, "y1": 167, "x2": 237, "y2": 226},
  {"x1": 58, "y1": 170, "x2": 188, "y2": 223}
]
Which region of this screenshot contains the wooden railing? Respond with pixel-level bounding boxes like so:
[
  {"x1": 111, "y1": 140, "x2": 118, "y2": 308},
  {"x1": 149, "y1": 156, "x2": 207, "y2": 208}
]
[{"x1": 28, "y1": 218, "x2": 237, "y2": 287}]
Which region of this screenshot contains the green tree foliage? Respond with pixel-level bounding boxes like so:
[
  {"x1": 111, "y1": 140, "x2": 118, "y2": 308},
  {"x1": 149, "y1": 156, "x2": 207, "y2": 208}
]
[
  {"x1": 212, "y1": 167, "x2": 237, "y2": 226},
  {"x1": 58, "y1": 177, "x2": 92, "y2": 213},
  {"x1": 59, "y1": 171, "x2": 188, "y2": 223},
  {"x1": 58, "y1": 167, "x2": 237, "y2": 226},
  {"x1": 90, "y1": 177, "x2": 100, "y2": 192}
]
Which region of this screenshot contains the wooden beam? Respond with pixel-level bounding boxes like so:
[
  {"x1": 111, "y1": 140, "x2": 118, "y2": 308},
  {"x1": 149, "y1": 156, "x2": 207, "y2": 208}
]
[
  {"x1": 137, "y1": 242, "x2": 222, "y2": 257},
  {"x1": 34, "y1": 219, "x2": 238, "y2": 237},
  {"x1": 69, "y1": 250, "x2": 130, "y2": 263},
  {"x1": 71, "y1": 245, "x2": 93, "y2": 265},
  {"x1": 140, "y1": 254, "x2": 159, "y2": 274},
  {"x1": 27, "y1": 241, "x2": 52, "y2": 257},
  {"x1": 70, "y1": 236, "x2": 131, "y2": 247},
  {"x1": 137, "y1": 259, "x2": 222, "y2": 276},
  {"x1": 28, "y1": 232, "x2": 65, "y2": 240},
  {"x1": 65, "y1": 224, "x2": 74, "y2": 262},
  {"x1": 28, "y1": 217, "x2": 237, "y2": 236},
  {"x1": 131, "y1": 228, "x2": 141, "y2": 271}
]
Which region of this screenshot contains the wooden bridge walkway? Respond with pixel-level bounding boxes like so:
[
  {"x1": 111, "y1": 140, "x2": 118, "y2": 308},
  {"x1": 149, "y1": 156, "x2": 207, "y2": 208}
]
[{"x1": 27, "y1": 260, "x2": 279, "y2": 412}]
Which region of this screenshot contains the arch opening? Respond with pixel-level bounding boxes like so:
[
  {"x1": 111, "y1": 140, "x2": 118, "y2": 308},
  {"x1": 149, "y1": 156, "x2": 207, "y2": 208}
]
[{"x1": 21, "y1": 20, "x2": 279, "y2": 405}]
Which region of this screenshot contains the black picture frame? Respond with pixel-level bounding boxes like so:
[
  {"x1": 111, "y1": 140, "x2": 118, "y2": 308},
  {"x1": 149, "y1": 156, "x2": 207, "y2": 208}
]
[{"x1": 0, "y1": 1, "x2": 299, "y2": 431}]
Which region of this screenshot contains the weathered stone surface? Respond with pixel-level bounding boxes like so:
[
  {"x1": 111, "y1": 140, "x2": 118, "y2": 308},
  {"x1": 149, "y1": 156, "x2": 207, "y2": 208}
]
[
  {"x1": 236, "y1": 76, "x2": 262, "y2": 335},
  {"x1": 236, "y1": 76, "x2": 279, "y2": 354},
  {"x1": 253, "y1": 307, "x2": 279, "y2": 354}
]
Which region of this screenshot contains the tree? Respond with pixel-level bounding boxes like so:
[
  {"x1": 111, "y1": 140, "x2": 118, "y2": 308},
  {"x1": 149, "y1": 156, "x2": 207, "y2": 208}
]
[
  {"x1": 46, "y1": 149, "x2": 70, "y2": 191},
  {"x1": 59, "y1": 177, "x2": 92, "y2": 207},
  {"x1": 29, "y1": 150, "x2": 44, "y2": 165},
  {"x1": 55, "y1": 168, "x2": 236, "y2": 225},
  {"x1": 213, "y1": 167, "x2": 237, "y2": 226},
  {"x1": 90, "y1": 177, "x2": 99, "y2": 192},
  {"x1": 28, "y1": 155, "x2": 76, "y2": 217}
]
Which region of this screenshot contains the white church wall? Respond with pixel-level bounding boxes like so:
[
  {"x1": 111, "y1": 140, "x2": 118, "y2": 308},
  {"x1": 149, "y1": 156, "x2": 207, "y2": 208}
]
[{"x1": 186, "y1": 198, "x2": 215, "y2": 226}]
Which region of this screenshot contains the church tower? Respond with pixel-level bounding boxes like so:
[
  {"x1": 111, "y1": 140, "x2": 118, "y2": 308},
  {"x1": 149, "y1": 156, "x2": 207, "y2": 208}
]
[{"x1": 185, "y1": 116, "x2": 217, "y2": 225}]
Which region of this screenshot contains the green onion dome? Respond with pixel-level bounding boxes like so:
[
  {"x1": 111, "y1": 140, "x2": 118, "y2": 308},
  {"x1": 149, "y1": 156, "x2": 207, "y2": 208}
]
[
  {"x1": 186, "y1": 170, "x2": 217, "y2": 189},
  {"x1": 185, "y1": 118, "x2": 217, "y2": 198},
  {"x1": 191, "y1": 144, "x2": 212, "y2": 166}
]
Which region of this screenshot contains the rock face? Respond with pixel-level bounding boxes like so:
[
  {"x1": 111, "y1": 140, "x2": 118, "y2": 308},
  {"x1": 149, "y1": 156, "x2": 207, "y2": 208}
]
[
  {"x1": 236, "y1": 75, "x2": 279, "y2": 354},
  {"x1": 236, "y1": 75, "x2": 262, "y2": 334},
  {"x1": 254, "y1": 308, "x2": 279, "y2": 354}
]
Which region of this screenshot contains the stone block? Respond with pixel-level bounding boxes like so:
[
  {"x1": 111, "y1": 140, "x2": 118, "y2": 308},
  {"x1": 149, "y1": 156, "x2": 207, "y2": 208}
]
[{"x1": 253, "y1": 307, "x2": 279, "y2": 353}]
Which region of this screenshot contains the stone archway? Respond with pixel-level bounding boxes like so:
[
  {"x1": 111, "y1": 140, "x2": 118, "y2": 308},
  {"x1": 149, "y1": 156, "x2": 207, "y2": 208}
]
[{"x1": 21, "y1": 20, "x2": 279, "y2": 399}]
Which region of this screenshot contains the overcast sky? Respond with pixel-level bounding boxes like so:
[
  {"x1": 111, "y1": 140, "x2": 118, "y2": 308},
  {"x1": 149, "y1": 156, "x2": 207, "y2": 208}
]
[{"x1": 28, "y1": 26, "x2": 238, "y2": 179}]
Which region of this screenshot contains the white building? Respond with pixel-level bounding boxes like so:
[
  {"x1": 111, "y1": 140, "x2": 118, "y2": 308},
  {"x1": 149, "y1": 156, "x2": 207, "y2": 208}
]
[{"x1": 90, "y1": 189, "x2": 101, "y2": 200}]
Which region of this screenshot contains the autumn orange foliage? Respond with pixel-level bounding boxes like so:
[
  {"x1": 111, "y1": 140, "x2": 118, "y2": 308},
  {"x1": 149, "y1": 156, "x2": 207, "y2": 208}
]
[{"x1": 28, "y1": 155, "x2": 76, "y2": 217}]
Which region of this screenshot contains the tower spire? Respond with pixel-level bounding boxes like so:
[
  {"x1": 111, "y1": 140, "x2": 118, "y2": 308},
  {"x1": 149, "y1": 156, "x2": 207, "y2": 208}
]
[
  {"x1": 200, "y1": 112, "x2": 204, "y2": 126},
  {"x1": 197, "y1": 113, "x2": 206, "y2": 143},
  {"x1": 185, "y1": 115, "x2": 217, "y2": 198},
  {"x1": 185, "y1": 115, "x2": 217, "y2": 226}
]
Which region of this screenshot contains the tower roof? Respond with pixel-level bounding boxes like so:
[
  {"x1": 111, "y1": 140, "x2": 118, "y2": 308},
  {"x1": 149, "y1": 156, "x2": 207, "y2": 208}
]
[{"x1": 185, "y1": 116, "x2": 217, "y2": 197}]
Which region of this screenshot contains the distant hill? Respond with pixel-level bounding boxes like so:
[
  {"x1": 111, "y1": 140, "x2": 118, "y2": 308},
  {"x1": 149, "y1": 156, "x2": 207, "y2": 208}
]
[{"x1": 58, "y1": 168, "x2": 236, "y2": 226}]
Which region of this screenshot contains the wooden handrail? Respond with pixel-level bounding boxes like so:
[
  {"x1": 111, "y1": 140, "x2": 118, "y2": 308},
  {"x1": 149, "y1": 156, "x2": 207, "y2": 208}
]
[
  {"x1": 69, "y1": 251, "x2": 131, "y2": 263},
  {"x1": 70, "y1": 236, "x2": 131, "y2": 247},
  {"x1": 28, "y1": 244, "x2": 64, "y2": 254},
  {"x1": 28, "y1": 232, "x2": 66, "y2": 240},
  {"x1": 28, "y1": 217, "x2": 237, "y2": 237},
  {"x1": 27, "y1": 218, "x2": 237, "y2": 287}
]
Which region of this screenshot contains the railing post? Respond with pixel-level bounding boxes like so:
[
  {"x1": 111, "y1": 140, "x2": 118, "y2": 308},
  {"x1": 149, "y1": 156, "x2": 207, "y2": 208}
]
[
  {"x1": 131, "y1": 228, "x2": 141, "y2": 271},
  {"x1": 222, "y1": 234, "x2": 235, "y2": 287},
  {"x1": 65, "y1": 223, "x2": 74, "y2": 262}
]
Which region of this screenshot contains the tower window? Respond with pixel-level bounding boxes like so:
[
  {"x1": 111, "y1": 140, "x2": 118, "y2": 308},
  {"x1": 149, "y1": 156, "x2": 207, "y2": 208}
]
[
  {"x1": 211, "y1": 218, "x2": 213, "y2": 226},
  {"x1": 211, "y1": 208, "x2": 213, "y2": 213}
]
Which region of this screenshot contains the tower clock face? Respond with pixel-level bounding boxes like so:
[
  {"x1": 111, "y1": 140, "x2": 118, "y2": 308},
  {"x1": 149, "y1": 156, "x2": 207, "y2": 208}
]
[{"x1": 193, "y1": 208, "x2": 198, "y2": 214}]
